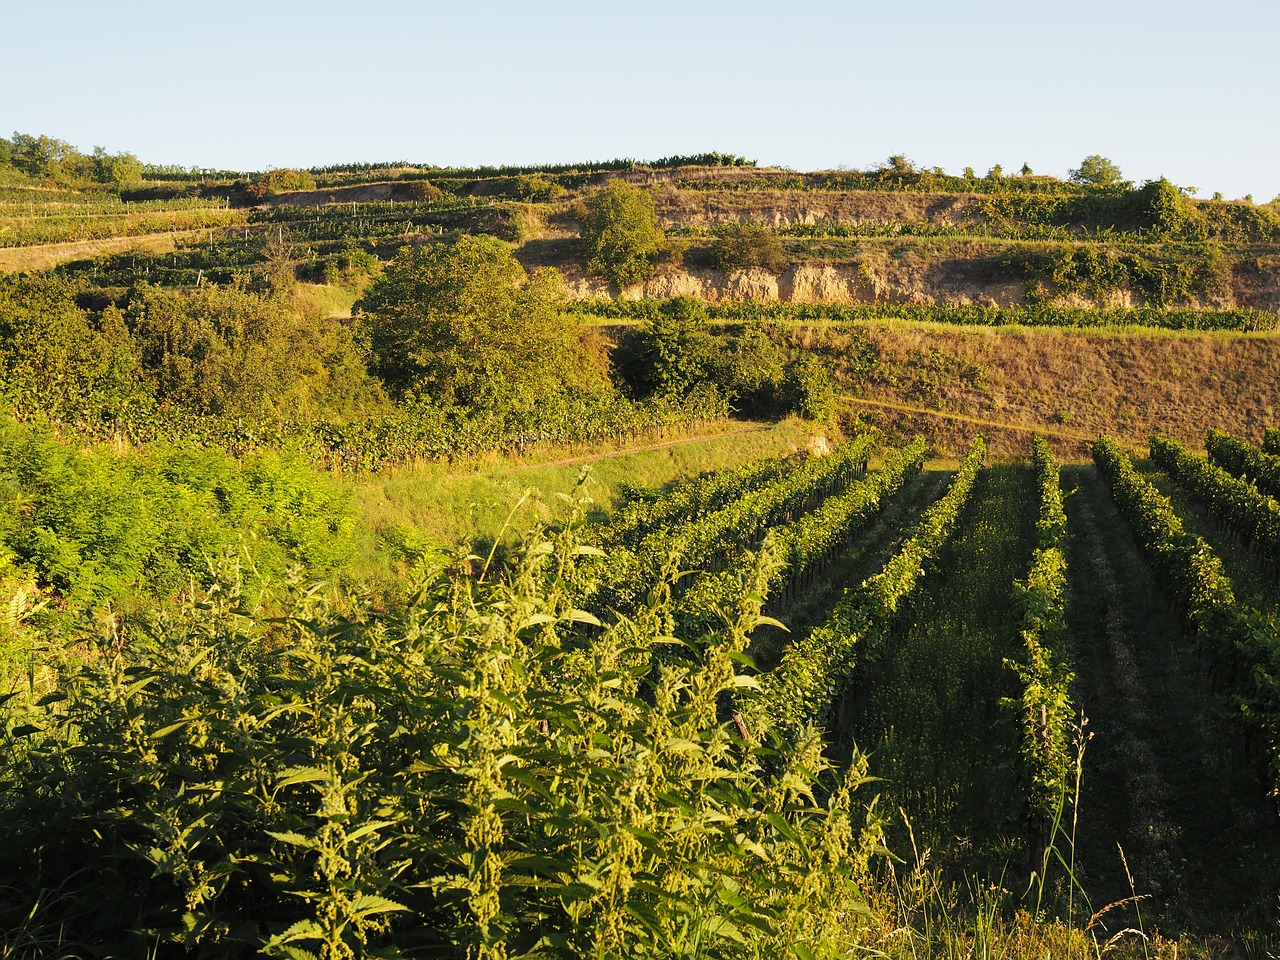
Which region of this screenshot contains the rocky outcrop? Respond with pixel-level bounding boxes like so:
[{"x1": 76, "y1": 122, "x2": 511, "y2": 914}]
[{"x1": 560, "y1": 260, "x2": 1027, "y2": 307}]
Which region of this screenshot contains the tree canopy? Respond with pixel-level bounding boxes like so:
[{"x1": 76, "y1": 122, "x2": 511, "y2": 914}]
[
  {"x1": 581, "y1": 179, "x2": 664, "y2": 288},
  {"x1": 356, "y1": 235, "x2": 606, "y2": 407},
  {"x1": 1069, "y1": 155, "x2": 1125, "y2": 188}
]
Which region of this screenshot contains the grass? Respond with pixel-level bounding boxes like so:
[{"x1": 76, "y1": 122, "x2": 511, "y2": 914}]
[
  {"x1": 795, "y1": 321, "x2": 1280, "y2": 457},
  {"x1": 1062, "y1": 463, "x2": 1280, "y2": 938},
  {"x1": 0, "y1": 228, "x2": 210, "y2": 273},
  {"x1": 343, "y1": 417, "x2": 824, "y2": 586},
  {"x1": 292, "y1": 281, "x2": 359, "y2": 320},
  {"x1": 840, "y1": 463, "x2": 1038, "y2": 876}
]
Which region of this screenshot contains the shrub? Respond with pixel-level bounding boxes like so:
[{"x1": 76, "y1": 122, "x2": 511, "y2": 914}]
[
  {"x1": 782, "y1": 355, "x2": 838, "y2": 421},
  {"x1": 710, "y1": 222, "x2": 790, "y2": 274},
  {"x1": 581, "y1": 179, "x2": 664, "y2": 288},
  {"x1": 246, "y1": 168, "x2": 318, "y2": 200}
]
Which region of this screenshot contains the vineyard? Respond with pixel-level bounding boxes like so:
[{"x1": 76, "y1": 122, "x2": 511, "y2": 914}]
[
  {"x1": 3, "y1": 137, "x2": 1280, "y2": 957},
  {"x1": 2, "y1": 421, "x2": 1278, "y2": 958}
]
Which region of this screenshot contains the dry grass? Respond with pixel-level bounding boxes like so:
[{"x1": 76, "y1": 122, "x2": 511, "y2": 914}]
[
  {"x1": 794, "y1": 321, "x2": 1280, "y2": 459},
  {"x1": 0, "y1": 228, "x2": 208, "y2": 273}
]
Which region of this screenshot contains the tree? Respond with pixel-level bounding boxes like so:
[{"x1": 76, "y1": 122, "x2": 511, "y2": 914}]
[
  {"x1": 0, "y1": 276, "x2": 145, "y2": 420},
  {"x1": 1135, "y1": 177, "x2": 1190, "y2": 235},
  {"x1": 125, "y1": 283, "x2": 382, "y2": 419},
  {"x1": 612, "y1": 297, "x2": 719, "y2": 399},
  {"x1": 710, "y1": 222, "x2": 789, "y2": 274},
  {"x1": 1069, "y1": 155, "x2": 1124, "y2": 188},
  {"x1": 355, "y1": 235, "x2": 605, "y2": 406},
  {"x1": 92, "y1": 147, "x2": 143, "y2": 186},
  {"x1": 782, "y1": 355, "x2": 837, "y2": 422},
  {"x1": 581, "y1": 179, "x2": 664, "y2": 288}
]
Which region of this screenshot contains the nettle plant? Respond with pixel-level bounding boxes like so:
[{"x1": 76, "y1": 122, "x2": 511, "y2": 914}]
[{"x1": 0, "y1": 496, "x2": 888, "y2": 959}]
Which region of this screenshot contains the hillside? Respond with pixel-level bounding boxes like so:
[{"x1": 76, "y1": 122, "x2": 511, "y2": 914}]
[{"x1": 2, "y1": 142, "x2": 1280, "y2": 957}]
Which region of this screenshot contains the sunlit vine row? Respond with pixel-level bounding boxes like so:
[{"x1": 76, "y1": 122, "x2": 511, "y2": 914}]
[
  {"x1": 754, "y1": 434, "x2": 986, "y2": 739},
  {"x1": 677, "y1": 437, "x2": 927, "y2": 630},
  {"x1": 1150, "y1": 433, "x2": 1280, "y2": 568},
  {"x1": 1094, "y1": 436, "x2": 1280, "y2": 804},
  {"x1": 1007, "y1": 436, "x2": 1073, "y2": 832}
]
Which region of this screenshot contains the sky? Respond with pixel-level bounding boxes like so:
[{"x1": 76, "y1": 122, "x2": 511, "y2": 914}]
[{"x1": 4, "y1": 0, "x2": 1277, "y2": 200}]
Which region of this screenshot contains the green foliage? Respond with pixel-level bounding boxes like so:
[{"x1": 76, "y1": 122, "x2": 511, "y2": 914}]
[
  {"x1": 1005, "y1": 437, "x2": 1073, "y2": 826},
  {"x1": 356, "y1": 234, "x2": 605, "y2": 407},
  {"x1": 1003, "y1": 243, "x2": 1231, "y2": 308},
  {"x1": 247, "y1": 167, "x2": 318, "y2": 200},
  {"x1": 592, "y1": 438, "x2": 874, "y2": 613},
  {"x1": 1136, "y1": 177, "x2": 1191, "y2": 235},
  {"x1": 1207, "y1": 428, "x2": 1280, "y2": 499},
  {"x1": 569, "y1": 296, "x2": 1277, "y2": 333},
  {"x1": 781, "y1": 355, "x2": 837, "y2": 422},
  {"x1": 1149, "y1": 433, "x2": 1280, "y2": 566},
  {"x1": 1093, "y1": 436, "x2": 1280, "y2": 803},
  {"x1": 601, "y1": 455, "x2": 792, "y2": 550},
  {"x1": 0, "y1": 517, "x2": 887, "y2": 957},
  {"x1": 0, "y1": 275, "x2": 147, "y2": 421},
  {"x1": 582, "y1": 179, "x2": 665, "y2": 287},
  {"x1": 709, "y1": 222, "x2": 790, "y2": 274},
  {"x1": 92, "y1": 146, "x2": 143, "y2": 186},
  {"x1": 515, "y1": 173, "x2": 564, "y2": 201},
  {"x1": 5, "y1": 132, "x2": 80, "y2": 180},
  {"x1": 613, "y1": 303, "x2": 831, "y2": 420},
  {"x1": 613, "y1": 296, "x2": 720, "y2": 399},
  {"x1": 1068, "y1": 155, "x2": 1126, "y2": 188},
  {"x1": 1093, "y1": 436, "x2": 1239, "y2": 661},
  {"x1": 0, "y1": 417, "x2": 354, "y2": 615},
  {"x1": 1266, "y1": 429, "x2": 1280, "y2": 457},
  {"x1": 126, "y1": 283, "x2": 381, "y2": 420},
  {"x1": 678, "y1": 437, "x2": 927, "y2": 631},
  {"x1": 759, "y1": 434, "x2": 987, "y2": 738}
]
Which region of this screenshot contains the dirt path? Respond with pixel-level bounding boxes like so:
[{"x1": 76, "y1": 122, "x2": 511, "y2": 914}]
[{"x1": 1062, "y1": 464, "x2": 1280, "y2": 936}]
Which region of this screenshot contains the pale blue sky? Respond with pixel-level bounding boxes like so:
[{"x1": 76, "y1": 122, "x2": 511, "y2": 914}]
[{"x1": 4, "y1": 0, "x2": 1277, "y2": 200}]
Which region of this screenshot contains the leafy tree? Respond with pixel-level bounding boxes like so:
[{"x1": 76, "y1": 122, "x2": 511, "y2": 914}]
[
  {"x1": 1136, "y1": 177, "x2": 1191, "y2": 235},
  {"x1": 710, "y1": 222, "x2": 790, "y2": 274},
  {"x1": 126, "y1": 284, "x2": 380, "y2": 419},
  {"x1": 719, "y1": 320, "x2": 787, "y2": 415},
  {"x1": 883, "y1": 154, "x2": 916, "y2": 175},
  {"x1": 612, "y1": 296, "x2": 719, "y2": 399},
  {"x1": 1069, "y1": 155, "x2": 1125, "y2": 187},
  {"x1": 92, "y1": 147, "x2": 143, "y2": 186},
  {"x1": 7, "y1": 132, "x2": 79, "y2": 179},
  {"x1": 581, "y1": 179, "x2": 664, "y2": 287},
  {"x1": 782, "y1": 354, "x2": 838, "y2": 421},
  {"x1": 0, "y1": 277, "x2": 145, "y2": 420},
  {"x1": 356, "y1": 235, "x2": 606, "y2": 406},
  {"x1": 1020, "y1": 162, "x2": 1033, "y2": 176}
]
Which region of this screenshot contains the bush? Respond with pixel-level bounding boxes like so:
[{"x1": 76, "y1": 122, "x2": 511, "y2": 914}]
[
  {"x1": 246, "y1": 168, "x2": 318, "y2": 200},
  {"x1": 782, "y1": 355, "x2": 838, "y2": 421},
  {"x1": 581, "y1": 179, "x2": 664, "y2": 288},
  {"x1": 612, "y1": 296, "x2": 719, "y2": 399},
  {"x1": 516, "y1": 173, "x2": 565, "y2": 201},
  {"x1": 710, "y1": 222, "x2": 790, "y2": 274}
]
